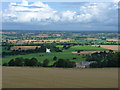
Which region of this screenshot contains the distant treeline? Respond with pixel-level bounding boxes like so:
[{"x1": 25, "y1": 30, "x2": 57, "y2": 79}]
[
  {"x1": 2, "y1": 40, "x2": 118, "y2": 47},
  {"x1": 2, "y1": 44, "x2": 62, "y2": 57},
  {"x1": 2, "y1": 43, "x2": 73, "y2": 57}
]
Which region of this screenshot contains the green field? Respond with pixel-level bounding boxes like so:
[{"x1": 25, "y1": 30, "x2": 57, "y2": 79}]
[
  {"x1": 2, "y1": 52, "x2": 86, "y2": 65},
  {"x1": 2, "y1": 47, "x2": 11, "y2": 53},
  {"x1": 67, "y1": 45, "x2": 109, "y2": 51},
  {"x1": 2, "y1": 45, "x2": 109, "y2": 65},
  {"x1": 2, "y1": 52, "x2": 85, "y2": 64}
]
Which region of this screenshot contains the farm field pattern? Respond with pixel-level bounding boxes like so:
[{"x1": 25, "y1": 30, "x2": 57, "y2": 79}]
[
  {"x1": 1, "y1": 0, "x2": 119, "y2": 88},
  {"x1": 1, "y1": 30, "x2": 119, "y2": 88}
]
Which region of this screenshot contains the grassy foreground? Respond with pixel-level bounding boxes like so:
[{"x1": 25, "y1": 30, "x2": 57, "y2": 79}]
[{"x1": 2, "y1": 67, "x2": 118, "y2": 88}]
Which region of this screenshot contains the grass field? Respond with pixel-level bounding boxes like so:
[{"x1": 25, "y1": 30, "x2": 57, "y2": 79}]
[
  {"x1": 2, "y1": 52, "x2": 86, "y2": 65},
  {"x1": 2, "y1": 47, "x2": 11, "y2": 53},
  {"x1": 2, "y1": 45, "x2": 109, "y2": 64},
  {"x1": 66, "y1": 45, "x2": 109, "y2": 51},
  {"x1": 2, "y1": 67, "x2": 118, "y2": 88}
]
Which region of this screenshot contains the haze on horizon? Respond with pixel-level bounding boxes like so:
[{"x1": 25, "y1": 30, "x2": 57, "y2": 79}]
[{"x1": 1, "y1": 0, "x2": 118, "y2": 31}]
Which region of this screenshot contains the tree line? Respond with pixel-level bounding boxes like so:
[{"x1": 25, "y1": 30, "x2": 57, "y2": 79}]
[
  {"x1": 3, "y1": 57, "x2": 76, "y2": 68},
  {"x1": 2, "y1": 44, "x2": 62, "y2": 57}
]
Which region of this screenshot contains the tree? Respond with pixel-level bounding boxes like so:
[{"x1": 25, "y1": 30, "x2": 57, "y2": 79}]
[
  {"x1": 24, "y1": 58, "x2": 30, "y2": 66},
  {"x1": 8, "y1": 59, "x2": 15, "y2": 66},
  {"x1": 53, "y1": 56, "x2": 57, "y2": 60},
  {"x1": 72, "y1": 57, "x2": 76, "y2": 60},
  {"x1": 109, "y1": 50, "x2": 113, "y2": 53},
  {"x1": 24, "y1": 58, "x2": 38, "y2": 66},
  {"x1": 35, "y1": 47, "x2": 39, "y2": 50},
  {"x1": 14, "y1": 57, "x2": 24, "y2": 66},
  {"x1": 90, "y1": 63, "x2": 98, "y2": 68},
  {"x1": 77, "y1": 50, "x2": 83, "y2": 53},
  {"x1": 53, "y1": 59, "x2": 76, "y2": 68},
  {"x1": 43, "y1": 59, "x2": 49, "y2": 67},
  {"x1": 18, "y1": 48, "x2": 21, "y2": 51},
  {"x1": 37, "y1": 62, "x2": 42, "y2": 67},
  {"x1": 29, "y1": 58, "x2": 38, "y2": 66},
  {"x1": 63, "y1": 45, "x2": 67, "y2": 49},
  {"x1": 3, "y1": 63, "x2": 8, "y2": 66},
  {"x1": 55, "y1": 59, "x2": 65, "y2": 67}
]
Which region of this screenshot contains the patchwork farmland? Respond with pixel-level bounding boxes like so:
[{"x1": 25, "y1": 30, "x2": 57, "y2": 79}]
[
  {"x1": 1, "y1": 0, "x2": 119, "y2": 88},
  {"x1": 2, "y1": 45, "x2": 110, "y2": 64},
  {"x1": 2, "y1": 30, "x2": 119, "y2": 88}
]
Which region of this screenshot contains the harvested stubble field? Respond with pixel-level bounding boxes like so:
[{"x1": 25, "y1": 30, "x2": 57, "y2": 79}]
[
  {"x1": 106, "y1": 39, "x2": 119, "y2": 42},
  {"x1": 72, "y1": 51, "x2": 110, "y2": 54},
  {"x1": 2, "y1": 67, "x2": 118, "y2": 88},
  {"x1": 10, "y1": 46, "x2": 41, "y2": 50},
  {"x1": 91, "y1": 45, "x2": 119, "y2": 51}
]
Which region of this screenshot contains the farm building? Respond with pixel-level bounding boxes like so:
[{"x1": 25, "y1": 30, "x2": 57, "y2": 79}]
[{"x1": 76, "y1": 61, "x2": 96, "y2": 68}]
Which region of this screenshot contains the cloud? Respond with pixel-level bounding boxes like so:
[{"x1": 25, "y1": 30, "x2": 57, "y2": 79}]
[
  {"x1": 112, "y1": 0, "x2": 120, "y2": 3},
  {"x1": 2, "y1": 0, "x2": 118, "y2": 26},
  {"x1": 2, "y1": 0, "x2": 58, "y2": 23},
  {"x1": 61, "y1": 11, "x2": 76, "y2": 22},
  {"x1": 0, "y1": 11, "x2": 2, "y2": 22}
]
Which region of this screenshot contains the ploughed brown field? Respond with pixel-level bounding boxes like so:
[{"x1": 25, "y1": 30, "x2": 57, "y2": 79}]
[
  {"x1": 91, "y1": 45, "x2": 119, "y2": 51},
  {"x1": 2, "y1": 67, "x2": 118, "y2": 88}
]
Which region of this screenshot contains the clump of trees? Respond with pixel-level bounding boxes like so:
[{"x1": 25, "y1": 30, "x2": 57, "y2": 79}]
[
  {"x1": 3, "y1": 57, "x2": 76, "y2": 68},
  {"x1": 6, "y1": 57, "x2": 41, "y2": 67},
  {"x1": 86, "y1": 51, "x2": 119, "y2": 68},
  {"x1": 52, "y1": 59, "x2": 76, "y2": 68}
]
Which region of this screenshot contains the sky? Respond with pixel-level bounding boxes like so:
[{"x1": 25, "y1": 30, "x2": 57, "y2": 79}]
[{"x1": 1, "y1": 0, "x2": 119, "y2": 31}]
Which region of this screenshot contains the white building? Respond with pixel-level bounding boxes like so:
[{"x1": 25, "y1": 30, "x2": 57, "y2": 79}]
[
  {"x1": 46, "y1": 48, "x2": 51, "y2": 53},
  {"x1": 76, "y1": 61, "x2": 96, "y2": 68}
]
